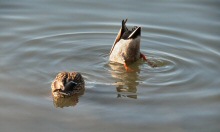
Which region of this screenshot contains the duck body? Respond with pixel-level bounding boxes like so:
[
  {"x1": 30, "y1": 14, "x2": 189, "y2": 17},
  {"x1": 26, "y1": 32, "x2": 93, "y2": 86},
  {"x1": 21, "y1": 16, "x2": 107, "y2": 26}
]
[
  {"x1": 109, "y1": 19, "x2": 147, "y2": 71},
  {"x1": 51, "y1": 72, "x2": 85, "y2": 97},
  {"x1": 109, "y1": 36, "x2": 141, "y2": 65}
]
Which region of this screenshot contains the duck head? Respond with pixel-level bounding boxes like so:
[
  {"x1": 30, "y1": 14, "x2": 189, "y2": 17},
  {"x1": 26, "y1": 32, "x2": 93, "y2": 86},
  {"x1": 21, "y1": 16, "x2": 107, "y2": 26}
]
[{"x1": 51, "y1": 72, "x2": 85, "y2": 97}]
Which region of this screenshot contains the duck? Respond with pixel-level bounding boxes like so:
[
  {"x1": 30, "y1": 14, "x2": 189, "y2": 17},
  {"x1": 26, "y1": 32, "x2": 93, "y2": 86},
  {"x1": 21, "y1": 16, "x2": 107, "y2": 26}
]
[
  {"x1": 109, "y1": 19, "x2": 151, "y2": 71},
  {"x1": 51, "y1": 71, "x2": 85, "y2": 98}
]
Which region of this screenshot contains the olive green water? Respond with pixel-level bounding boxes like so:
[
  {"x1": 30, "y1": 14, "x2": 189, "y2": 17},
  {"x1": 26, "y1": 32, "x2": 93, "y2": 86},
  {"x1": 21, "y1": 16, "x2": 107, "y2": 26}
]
[{"x1": 0, "y1": 0, "x2": 220, "y2": 132}]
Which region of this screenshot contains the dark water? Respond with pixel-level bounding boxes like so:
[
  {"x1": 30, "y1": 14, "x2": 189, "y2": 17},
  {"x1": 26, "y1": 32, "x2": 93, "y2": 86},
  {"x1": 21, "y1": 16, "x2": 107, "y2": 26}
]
[{"x1": 1, "y1": 0, "x2": 220, "y2": 132}]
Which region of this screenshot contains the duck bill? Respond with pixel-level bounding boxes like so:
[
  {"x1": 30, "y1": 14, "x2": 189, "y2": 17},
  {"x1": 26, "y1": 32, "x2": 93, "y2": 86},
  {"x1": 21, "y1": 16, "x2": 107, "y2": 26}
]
[{"x1": 128, "y1": 26, "x2": 141, "y2": 39}]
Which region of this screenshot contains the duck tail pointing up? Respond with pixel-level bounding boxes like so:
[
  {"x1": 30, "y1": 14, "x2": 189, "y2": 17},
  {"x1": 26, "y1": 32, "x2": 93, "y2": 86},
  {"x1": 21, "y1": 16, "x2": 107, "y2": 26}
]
[{"x1": 122, "y1": 19, "x2": 128, "y2": 34}]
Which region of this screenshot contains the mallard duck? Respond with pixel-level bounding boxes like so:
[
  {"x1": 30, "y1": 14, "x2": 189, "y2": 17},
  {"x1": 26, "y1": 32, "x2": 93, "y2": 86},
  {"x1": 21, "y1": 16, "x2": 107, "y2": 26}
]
[
  {"x1": 51, "y1": 71, "x2": 85, "y2": 97},
  {"x1": 109, "y1": 19, "x2": 149, "y2": 71}
]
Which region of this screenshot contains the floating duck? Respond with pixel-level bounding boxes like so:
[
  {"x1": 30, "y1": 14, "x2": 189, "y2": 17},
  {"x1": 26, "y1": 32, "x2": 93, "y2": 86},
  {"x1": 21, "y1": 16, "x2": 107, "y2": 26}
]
[
  {"x1": 109, "y1": 19, "x2": 151, "y2": 71},
  {"x1": 51, "y1": 72, "x2": 85, "y2": 97}
]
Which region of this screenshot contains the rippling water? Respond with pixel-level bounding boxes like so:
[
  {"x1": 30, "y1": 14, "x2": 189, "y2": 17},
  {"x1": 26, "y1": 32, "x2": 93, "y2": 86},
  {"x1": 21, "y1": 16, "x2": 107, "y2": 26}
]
[{"x1": 1, "y1": 0, "x2": 220, "y2": 132}]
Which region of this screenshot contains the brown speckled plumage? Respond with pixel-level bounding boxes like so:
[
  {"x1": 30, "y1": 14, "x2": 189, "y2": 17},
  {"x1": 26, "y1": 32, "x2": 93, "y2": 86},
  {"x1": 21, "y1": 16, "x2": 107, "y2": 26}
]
[{"x1": 51, "y1": 72, "x2": 85, "y2": 97}]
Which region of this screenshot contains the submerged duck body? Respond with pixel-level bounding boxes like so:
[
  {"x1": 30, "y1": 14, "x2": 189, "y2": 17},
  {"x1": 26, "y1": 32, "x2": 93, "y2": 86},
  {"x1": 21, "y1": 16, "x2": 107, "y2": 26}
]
[
  {"x1": 51, "y1": 72, "x2": 85, "y2": 97},
  {"x1": 109, "y1": 19, "x2": 147, "y2": 71}
]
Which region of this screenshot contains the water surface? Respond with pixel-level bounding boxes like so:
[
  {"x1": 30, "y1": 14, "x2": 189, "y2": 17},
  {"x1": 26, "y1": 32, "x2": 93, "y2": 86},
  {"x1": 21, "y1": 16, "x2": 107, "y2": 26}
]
[{"x1": 0, "y1": 0, "x2": 220, "y2": 132}]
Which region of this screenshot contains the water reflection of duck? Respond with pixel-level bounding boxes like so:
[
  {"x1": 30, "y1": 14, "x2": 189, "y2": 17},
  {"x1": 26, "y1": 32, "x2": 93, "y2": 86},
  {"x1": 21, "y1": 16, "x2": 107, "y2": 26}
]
[
  {"x1": 109, "y1": 62, "x2": 140, "y2": 99},
  {"x1": 109, "y1": 19, "x2": 156, "y2": 71},
  {"x1": 53, "y1": 93, "x2": 84, "y2": 108},
  {"x1": 51, "y1": 72, "x2": 85, "y2": 98},
  {"x1": 53, "y1": 95, "x2": 78, "y2": 108}
]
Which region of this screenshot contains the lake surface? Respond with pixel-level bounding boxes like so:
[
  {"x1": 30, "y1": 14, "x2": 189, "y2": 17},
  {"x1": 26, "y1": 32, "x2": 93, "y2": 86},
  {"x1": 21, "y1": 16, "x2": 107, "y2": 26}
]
[{"x1": 0, "y1": 0, "x2": 220, "y2": 132}]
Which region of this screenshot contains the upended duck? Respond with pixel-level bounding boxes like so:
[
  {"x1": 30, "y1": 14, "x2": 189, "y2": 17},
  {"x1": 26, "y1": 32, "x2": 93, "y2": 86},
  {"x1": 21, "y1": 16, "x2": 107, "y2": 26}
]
[
  {"x1": 51, "y1": 72, "x2": 85, "y2": 97},
  {"x1": 109, "y1": 19, "x2": 154, "y2": 71}
]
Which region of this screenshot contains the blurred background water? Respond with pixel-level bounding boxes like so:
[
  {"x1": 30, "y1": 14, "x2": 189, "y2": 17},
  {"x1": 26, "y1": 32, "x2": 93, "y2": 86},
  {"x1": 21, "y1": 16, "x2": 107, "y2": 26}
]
[{"x1": 0, "y1": 0, "x2": 220, "y2": 132}]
